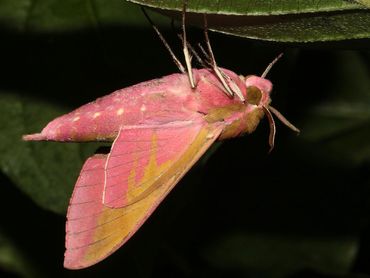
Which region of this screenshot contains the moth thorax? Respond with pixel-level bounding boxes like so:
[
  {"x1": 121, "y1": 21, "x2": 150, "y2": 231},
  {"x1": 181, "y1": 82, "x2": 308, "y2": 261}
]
[{"x1": 245, "y1": 86, "x2": 262, "y2": 106}]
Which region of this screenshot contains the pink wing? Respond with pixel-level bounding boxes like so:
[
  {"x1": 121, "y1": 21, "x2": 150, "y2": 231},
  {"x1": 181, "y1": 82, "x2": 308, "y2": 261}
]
[
  {"x1": 64, "y1": 121, "x2": 222, "y2": 269},
  {"x1": 103, "y1": 121, "x2": 209, "y2": 208}
]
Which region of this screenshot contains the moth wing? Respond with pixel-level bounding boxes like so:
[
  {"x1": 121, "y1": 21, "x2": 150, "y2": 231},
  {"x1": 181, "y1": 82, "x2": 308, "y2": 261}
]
[
  {"x1": 103, "y1": 121, "x2": 218, "y2": 208},
  {"x1": 64, "y1": 122, "x2": 222, "y2": 269}
]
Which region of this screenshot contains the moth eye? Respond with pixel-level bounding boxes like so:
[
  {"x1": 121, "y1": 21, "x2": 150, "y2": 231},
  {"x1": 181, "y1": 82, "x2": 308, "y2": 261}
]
[{"x1": 246, "y1": 86, "x2": 262, "y2": 105}]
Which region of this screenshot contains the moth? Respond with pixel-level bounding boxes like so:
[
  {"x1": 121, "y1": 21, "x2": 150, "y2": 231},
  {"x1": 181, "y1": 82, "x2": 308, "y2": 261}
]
[{"x1": 23, "y1": 4, "x2": 299, "y2": 269}]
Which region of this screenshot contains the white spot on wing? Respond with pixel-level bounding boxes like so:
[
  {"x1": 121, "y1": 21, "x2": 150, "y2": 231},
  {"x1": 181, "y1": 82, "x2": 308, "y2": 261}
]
[
  {"x1": 140, "y1": 105, "x2": 146, "y2": 112},
  {"x1": 72, "y1": 116, "x2": 80, "y2": 122},
  {"x1": 117, "y1": 108, "x2": 124, "y2": 115},
  {"x1": 93, "y1": 112, "x2": 101, "y2": 118}
]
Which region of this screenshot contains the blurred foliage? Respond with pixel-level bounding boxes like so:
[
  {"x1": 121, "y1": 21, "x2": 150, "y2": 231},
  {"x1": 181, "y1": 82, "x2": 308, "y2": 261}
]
[
  {"x1": 0, "y1": 0, "x2": 370, "y2": 278},
  {"x1": 355, "y1": 0, "x2": 370, "y2": 8},
  {"x1": 0, "y1": 228, "x2": 40, "y2": 278},
  {"x1": 203, "y1": 233, "x2": 358, "y2": 277}
]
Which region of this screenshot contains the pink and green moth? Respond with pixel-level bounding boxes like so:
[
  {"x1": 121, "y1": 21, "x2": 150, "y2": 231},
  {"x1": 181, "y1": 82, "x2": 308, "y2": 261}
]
[{"x1": 23, "y1": 5, "x2": 299, "y2": 270}]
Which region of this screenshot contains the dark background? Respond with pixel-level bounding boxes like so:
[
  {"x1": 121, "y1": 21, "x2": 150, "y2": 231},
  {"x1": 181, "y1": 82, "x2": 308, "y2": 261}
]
[{"x1": 1, "y1": 1, "x2": 370, "y2": 278}]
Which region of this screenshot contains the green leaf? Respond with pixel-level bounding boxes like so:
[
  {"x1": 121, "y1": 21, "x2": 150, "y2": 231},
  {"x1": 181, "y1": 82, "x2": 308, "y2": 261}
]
[
  {"x1": 128, "y1": 0, "x2": 370, "y2": 42},
  {"x1": 128, "y1": 0, "x2": 363, "y2": 15},
  {"x1": 1, "y1": 0, "x2": 369, "y2": 42},
  {"x1": 355, "y1": 0, "x2": 370, "y2": 8},
  {"x1": 203, "y1": 233, "x2": 358, "y2": 277},
  {"x1": 0, "y1": 0, "x2": 150, "y2": 32}
]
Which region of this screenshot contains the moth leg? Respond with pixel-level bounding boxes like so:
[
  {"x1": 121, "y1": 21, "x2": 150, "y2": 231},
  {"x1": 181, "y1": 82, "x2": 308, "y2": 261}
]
[
  {"x1": 170, "y1": 8, "x2": 207, "y2": 70},
  {"x1": 182, "y1": 1, "x2": 196, "y2": 88},
  {"x1": 202, "y1": 14, "x2": 231, "y2": 96},
  {"x1": 142, "y1": 8, "x2": 186, "y2": 74},
  {"x1": 198, "y1": 43, "x2": 211, "y2": 62},
  {"x1": 198, "y1": 41, "x2": 242, "y2": 98},
  {"x1": 177, "y1": 34, "x2": 208, "y2": 68},
  {"x1": 202, "y1": 15, "x2": 245, "y2": 101}
]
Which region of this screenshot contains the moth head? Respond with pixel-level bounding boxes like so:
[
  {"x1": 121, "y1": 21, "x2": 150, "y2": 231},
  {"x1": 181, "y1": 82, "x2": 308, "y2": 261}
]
[
  {"x1": 243, "y1": 53, "x2": 282, "y2": 107},
  {"x1": 241, "y1": 54, "x2": 299, "y2": 152},
  {"x1": 244, "y1": 75, "x2": 272, "y2": 107}
]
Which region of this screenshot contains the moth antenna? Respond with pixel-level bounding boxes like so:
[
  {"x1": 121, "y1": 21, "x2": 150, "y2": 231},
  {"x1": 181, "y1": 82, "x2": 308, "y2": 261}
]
[
  {"x1": 262, "y1": 106, "x2": 276, "y2": 153},
  {"x1": 261, "y1": 53, "x2": 284, "y2": 79},
  {"x1": 141, "y1": 8, "x2": 186, "y2": 73},
  {"x1": 269, "y1": 106, "x2": 300, "y2": 133},
  {"x1": 203, "y1": 14, "x2": 245, "y2": 101},
  {"x1": 182, "y1": 0, "x2": 196, "y2": 88}
]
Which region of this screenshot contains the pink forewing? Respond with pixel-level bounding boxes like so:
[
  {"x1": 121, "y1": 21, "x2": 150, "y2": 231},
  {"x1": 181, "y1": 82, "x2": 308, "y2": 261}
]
[{"x1": 103, "y1": 121, "x2": 205, "y2": 208}]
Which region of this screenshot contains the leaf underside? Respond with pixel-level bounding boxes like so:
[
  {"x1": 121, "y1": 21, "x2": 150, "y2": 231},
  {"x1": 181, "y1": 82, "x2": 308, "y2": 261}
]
[{"x1": 128, "y1": 0, "x2": 370, "y2": 42}]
